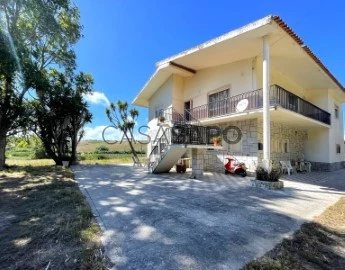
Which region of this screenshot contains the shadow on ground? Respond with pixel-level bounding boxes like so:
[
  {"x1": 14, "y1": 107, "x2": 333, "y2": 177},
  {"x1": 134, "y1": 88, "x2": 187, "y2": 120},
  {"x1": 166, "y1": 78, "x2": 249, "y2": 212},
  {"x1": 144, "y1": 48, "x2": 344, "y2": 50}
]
[{"x1": 74, "y1": 165, "x2": 345, "y2": 270}]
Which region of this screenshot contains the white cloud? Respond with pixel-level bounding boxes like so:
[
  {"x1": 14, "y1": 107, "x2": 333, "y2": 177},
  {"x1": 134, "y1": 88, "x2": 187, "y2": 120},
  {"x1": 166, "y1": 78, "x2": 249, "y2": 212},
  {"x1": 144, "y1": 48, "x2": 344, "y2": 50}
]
[
  {"x1": 82, "y1": 125, "x2": 149, "y2": 142},
  {"x1": 82, "y1": 126, "x2": 121, "y2": 141},
  {"x1": 83, "y1": 92, "x2": 110, "y2": 107}
]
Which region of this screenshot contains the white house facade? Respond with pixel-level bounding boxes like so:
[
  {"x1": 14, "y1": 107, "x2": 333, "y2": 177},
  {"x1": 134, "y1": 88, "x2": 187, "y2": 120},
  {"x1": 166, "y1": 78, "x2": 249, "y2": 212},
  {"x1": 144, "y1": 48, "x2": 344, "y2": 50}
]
[{"x1": 133, "y1": 15, "x2": 345, "y2": 175}]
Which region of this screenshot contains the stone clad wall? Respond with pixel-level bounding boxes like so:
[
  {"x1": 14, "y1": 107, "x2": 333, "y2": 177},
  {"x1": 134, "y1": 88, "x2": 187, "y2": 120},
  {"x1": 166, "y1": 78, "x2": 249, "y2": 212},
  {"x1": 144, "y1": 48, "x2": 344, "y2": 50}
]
[
  {"x1": 257, "y1": 120, "x2": 308, "y2": 169},
  {"x1": 204, "y1": 119, "x2": 259, "y2": 173},
  {"x1": 191, "y1": 148, "x2": 204, "y2": 178},
  {"x1": 200, "y1": 118, "x2": 342, "y2": 173}
]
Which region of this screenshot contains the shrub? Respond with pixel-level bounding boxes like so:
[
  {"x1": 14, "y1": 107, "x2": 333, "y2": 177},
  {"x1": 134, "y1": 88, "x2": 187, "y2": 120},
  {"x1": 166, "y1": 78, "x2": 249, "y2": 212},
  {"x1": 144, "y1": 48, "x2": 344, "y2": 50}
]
[
  {"x1": 10, "y1": 151, "x2": 31, "y2": 157},
  {"x1": 255, "y1": 166, "x2": 281, "y2": 182},
  {"x1": 32, "y1": 146, "x2": 49, "y2": 159},
  {"x1": 94, "y1": 145, "x2": 110, "y2": 153}
]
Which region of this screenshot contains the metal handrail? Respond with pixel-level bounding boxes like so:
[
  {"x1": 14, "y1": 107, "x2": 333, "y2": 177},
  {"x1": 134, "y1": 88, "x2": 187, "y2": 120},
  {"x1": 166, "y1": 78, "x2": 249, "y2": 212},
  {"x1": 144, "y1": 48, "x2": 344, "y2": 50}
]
[
  {"x1": 190, "y1": 84, "x2": 331, "y2": 125},
  {"x1": 271, "y1": 85, "x2": 331, "y2": 125},
  {"x1": 184, "y1": 108, "x2": 202, "y2": 126},
  {"x1": 148, "y1": 127, "x2": 172, "y2": 171}
]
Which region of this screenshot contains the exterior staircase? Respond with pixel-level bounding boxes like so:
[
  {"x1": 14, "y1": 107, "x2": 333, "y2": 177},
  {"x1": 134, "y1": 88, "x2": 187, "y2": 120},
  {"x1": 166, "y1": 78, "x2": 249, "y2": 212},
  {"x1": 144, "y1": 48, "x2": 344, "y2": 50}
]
[
  {"x1": 148, "y1": 127, "x2": 186, "y2": 173},
  {"x1": 148, "y1": 108, "x2": 216, "y2": 174},
  {"x1": 149, "y1": 144, "x2": 187, "y2": 173}
]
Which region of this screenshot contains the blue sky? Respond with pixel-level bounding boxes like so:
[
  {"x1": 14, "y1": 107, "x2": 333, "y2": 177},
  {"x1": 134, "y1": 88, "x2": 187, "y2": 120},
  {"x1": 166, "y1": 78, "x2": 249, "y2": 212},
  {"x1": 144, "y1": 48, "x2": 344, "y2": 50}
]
[{"x1": 74, "y1": 0, "x2": 345, "y2": 140}]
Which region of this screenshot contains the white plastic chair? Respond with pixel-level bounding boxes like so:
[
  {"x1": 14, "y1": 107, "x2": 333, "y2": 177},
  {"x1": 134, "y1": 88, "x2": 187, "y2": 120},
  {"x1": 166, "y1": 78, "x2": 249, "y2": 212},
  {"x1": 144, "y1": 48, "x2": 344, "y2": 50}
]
[{"x1": 280, "y1": 160, "x2": 293, "y2": 175}]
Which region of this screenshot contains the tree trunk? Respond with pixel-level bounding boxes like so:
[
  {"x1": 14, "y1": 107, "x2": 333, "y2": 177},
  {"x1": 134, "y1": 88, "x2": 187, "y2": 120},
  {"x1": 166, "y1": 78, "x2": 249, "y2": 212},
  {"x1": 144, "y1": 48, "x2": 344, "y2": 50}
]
[
  {"x1": 70, "y1": 130, "x2": 78, "y2": 166},
  {"x1": 125, "y1": 131, "x2": 139, "y2": 160},
  {"x1": 0, "y1": 132, "x2": 7, "y2": 171},
  {"x1": 42, "y1": 140, "x2": 62, "y2": 166}
]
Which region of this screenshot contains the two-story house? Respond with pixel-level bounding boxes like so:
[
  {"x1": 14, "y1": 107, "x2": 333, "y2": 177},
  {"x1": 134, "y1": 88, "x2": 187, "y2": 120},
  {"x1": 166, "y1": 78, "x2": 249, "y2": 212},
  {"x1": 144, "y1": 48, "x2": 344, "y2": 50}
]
[{"x1": 133, "y1": 15, "x2": 345, "y2": 176}]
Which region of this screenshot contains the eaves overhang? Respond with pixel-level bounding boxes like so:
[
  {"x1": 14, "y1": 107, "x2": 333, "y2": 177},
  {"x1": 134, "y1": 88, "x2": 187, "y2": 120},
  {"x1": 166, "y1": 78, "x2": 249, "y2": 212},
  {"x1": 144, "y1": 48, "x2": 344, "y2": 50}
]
[{"x1": 132, "y1": 15, "x2": 344, "y2": 108}]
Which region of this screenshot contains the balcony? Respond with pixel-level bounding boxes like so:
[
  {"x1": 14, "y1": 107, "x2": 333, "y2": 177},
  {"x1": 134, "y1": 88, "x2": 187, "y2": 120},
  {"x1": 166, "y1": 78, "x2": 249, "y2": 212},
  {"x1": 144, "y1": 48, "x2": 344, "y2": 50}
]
[
  {"x1": 151, "y1": 124, "x2": 221, "y2": 147},
  {"x1": 190, "y1": 85, "x2": 331, "y2": 125}
]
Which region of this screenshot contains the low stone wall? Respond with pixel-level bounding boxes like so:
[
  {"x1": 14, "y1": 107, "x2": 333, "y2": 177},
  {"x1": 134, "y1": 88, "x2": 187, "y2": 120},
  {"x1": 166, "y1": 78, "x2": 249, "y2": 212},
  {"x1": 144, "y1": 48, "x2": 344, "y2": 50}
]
[
  {"x1": 310, "y1": 161, "x2": 345, "y2": 172},
  {"x1": 251, "y1": 179, "x2": 284, "y2": 190}
]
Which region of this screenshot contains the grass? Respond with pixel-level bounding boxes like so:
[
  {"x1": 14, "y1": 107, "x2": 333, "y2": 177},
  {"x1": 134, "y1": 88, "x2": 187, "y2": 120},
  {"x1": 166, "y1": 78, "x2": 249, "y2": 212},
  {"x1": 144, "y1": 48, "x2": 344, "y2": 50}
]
[
  {"x1": 6, "y1": 155, "x2": 147, "y2": 167},
  {"x1": 243, "y1": 197, "x2": 345, "y2": 270},
  {"x1": 6, "y1": 140, "x2": 147, "y2": 163},
  {"x1": 79, "y1": 156, "x2": 147, "y2": 165},
  {"x1": 77, "y1": 140, "x2": 146, "y2": 153},
  {"x1": 0, "y1": 164, "x2": 110, "y2": 269},
  {"x1": 6, "y1": 155, "x2": 147, "y2": 166},
  {"x1": 6, "y1": 159, "x2": 55, "y2": 166}
]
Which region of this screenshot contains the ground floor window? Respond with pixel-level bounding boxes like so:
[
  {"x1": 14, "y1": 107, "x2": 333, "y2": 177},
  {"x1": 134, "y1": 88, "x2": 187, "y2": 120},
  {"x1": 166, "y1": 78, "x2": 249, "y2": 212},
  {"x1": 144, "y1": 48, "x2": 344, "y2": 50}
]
[
  {"x1": 283, "y1": 140, "x2": 289, "y2": 153},
  {"x1": 336, "y1": 144, "x2": 341, "y2": 154}
]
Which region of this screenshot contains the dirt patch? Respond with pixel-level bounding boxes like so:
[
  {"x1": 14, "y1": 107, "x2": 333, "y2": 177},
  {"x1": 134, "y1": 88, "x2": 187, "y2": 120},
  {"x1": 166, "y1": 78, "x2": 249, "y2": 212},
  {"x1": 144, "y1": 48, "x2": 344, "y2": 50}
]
[
  {"x1": 0, "y1": 165, "x2": 110, "y2": 269},
  {"x1": 243, "y1": 197, "x2": 345, "y2": 270}
]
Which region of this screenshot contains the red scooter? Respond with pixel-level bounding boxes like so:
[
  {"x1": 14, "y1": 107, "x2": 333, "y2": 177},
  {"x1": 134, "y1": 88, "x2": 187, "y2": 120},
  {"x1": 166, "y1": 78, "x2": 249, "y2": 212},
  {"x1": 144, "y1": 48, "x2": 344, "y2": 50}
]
[{"x1": 225, "y1": 156, "x2": 247, "y2": 177}]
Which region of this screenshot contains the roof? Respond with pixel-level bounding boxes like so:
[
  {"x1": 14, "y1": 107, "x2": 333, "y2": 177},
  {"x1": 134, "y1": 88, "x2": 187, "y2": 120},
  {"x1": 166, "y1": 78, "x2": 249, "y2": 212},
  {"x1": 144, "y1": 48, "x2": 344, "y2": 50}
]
[{"x1": 133, "y1": 15, "x2": 344, "y2": 107}]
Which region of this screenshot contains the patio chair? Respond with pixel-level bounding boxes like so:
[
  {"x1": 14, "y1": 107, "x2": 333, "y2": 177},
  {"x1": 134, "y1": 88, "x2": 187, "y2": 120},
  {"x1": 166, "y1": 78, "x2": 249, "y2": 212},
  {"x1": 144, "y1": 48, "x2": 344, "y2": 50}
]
[
  {"x1": 280, "y1": 160, "x2": 294, "y2": 175},
  {"x1": 132, "y1": 156, "x2": 142, "y2": 167},
  {"x1": 301, "y1": 161, "x2": 312, "y2": 172}
]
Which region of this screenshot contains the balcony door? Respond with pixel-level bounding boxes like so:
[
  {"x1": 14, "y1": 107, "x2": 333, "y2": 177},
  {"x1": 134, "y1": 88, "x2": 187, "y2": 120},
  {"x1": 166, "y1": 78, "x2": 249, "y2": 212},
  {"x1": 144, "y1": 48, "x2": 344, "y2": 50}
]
[
  {"x1": 184, "y1": 100, "x2": 192, "y2": 121},
  {"x1": 208, "y1": 89, "x2": 229, "y2": 117}
]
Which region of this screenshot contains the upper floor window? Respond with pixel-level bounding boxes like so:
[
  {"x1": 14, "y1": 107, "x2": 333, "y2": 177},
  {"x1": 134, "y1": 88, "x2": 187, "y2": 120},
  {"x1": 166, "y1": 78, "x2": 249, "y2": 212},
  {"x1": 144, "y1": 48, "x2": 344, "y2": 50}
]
[
  {"x1": 208, "y1": 89, "x2": 229, "y2": 117},
  {"x1": 155, "y1": 107, "x2": 164, "y2": 118},
  {"x1": 335, "y1": 105, "x2": 339, "y2": 119}
]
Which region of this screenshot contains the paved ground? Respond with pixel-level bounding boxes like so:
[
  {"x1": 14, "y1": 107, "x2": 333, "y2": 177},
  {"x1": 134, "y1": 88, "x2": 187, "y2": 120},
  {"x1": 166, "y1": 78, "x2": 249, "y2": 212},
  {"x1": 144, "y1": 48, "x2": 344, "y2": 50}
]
[{"x1": 74, "y1": 166, "x2": 345, "y2": 270}]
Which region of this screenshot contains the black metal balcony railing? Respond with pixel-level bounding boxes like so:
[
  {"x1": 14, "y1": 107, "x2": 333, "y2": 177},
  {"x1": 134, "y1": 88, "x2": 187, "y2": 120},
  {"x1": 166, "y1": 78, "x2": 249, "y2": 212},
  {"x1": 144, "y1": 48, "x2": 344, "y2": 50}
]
[
  {"x1": 190, "y1": 85, "x2": 331, "y2": 125},
  {"x1": 156, "y1": 107, "x2": 201, "y2": 125},
  {"x1": 170, "y1": 124, "x2": 215, "y2": 145}
]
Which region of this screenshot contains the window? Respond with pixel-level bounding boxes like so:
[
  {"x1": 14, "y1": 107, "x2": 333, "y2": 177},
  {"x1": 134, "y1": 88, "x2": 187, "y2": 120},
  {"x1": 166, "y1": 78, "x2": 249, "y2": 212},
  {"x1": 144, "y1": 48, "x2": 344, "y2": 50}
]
[
  {"x1": 155, "y1": 105, "x2": 163, "y2": 118},
  {"x1": 208, "y1": 89, "x2": 229, "y2": 117},
  {"x1": 335, "y1": 105, "x2": 339, "y2": 119},
  {"x1": 336, "y1": 144, "x2": 341, "y2": 154},
  {"x1": 258, "y1": 142, "x2": 263, "y2": 150},
  {"x1": 283, "y1": 140, "x2": 289, "y2": 153}
]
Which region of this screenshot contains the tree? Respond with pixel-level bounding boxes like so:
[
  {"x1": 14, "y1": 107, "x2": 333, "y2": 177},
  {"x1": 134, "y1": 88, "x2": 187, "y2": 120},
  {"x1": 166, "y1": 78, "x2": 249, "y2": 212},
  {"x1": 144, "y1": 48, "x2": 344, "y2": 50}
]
[
  {"x1": 0, "y1": 0, "x2": 82, "y2": 169},
  {"x1": 31, "y1": 70, "x2": 92, "y2": 166},
  {"x1": 106, "y1": 101, "x2": 139, "y2": 160}
]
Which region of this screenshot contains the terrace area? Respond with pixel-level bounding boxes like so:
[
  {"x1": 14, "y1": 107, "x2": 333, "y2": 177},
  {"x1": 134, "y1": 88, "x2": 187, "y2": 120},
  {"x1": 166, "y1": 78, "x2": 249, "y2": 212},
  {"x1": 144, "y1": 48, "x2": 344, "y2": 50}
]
[{"x1": 190, "y1": 84, "x2": 331, "y2": 125}]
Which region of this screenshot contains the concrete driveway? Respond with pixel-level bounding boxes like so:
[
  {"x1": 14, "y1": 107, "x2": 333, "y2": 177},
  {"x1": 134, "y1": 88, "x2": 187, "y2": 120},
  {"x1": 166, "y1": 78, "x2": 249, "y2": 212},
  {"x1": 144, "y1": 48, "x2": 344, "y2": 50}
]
[{"x1": 74, "y1": 165, "x2": 345, "y2": 270}]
